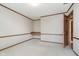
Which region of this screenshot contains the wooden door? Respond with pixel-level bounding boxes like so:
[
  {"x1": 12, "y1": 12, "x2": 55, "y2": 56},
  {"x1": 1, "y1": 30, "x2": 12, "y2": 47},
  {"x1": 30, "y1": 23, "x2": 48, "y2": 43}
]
[{"x1": 64, "y1": 15, "x2": 69, "y2": 47}]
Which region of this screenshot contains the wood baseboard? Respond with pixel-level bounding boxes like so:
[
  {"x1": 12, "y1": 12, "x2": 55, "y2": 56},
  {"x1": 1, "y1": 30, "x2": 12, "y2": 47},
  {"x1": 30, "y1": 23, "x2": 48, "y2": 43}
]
[
  {"x1": 32, "y1": 38, "x2": 40, "y2": 39},
  {"x1": 41, "y1": 33, "x2": 64, "y2": 35},
  {"x1": 71, "y1": 49, "x2": 79, "y2": 56},
  {"x1": 40, "y1": 40, "x2": 63, "y2": 44},
  {"x1": 74, "y1": 37, "x2": 79, "y2": 40}
]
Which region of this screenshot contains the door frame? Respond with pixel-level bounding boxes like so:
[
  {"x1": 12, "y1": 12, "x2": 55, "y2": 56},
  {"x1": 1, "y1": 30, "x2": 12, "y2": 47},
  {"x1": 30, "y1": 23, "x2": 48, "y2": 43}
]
[
  {"x1": 64, "y1": 11, "x2": 73, "y2": 48},
  {"x1": 68, "y1": 11, "x2": 73, "y2": 49},
  {"x1": 64, "y1": 15, "x2": 69, "y2": 47}
]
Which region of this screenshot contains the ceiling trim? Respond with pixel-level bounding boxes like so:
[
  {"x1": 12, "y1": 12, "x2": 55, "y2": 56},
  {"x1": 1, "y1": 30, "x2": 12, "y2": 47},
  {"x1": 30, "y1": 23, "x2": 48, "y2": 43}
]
[
  {"x1": 0, "y1": 4, "x2": 33, "y2": 21},
  {"x1": 66, "y1": 3, "x2": 74, "y2": 13},
  {"x1": 40, "y1": 12, "x2": 66, "y2": 18}
]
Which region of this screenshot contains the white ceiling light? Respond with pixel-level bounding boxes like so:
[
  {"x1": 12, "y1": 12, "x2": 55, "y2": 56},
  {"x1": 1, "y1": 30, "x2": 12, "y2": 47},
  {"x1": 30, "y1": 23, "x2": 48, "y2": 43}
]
[{"x1": 28, "y1": 3, "x2": 40, "y2": 6}]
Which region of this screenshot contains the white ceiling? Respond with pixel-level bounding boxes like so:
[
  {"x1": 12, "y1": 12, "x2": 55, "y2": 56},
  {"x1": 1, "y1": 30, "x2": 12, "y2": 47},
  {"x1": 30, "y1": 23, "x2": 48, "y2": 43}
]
[{"x1": 2, "y1": 3, "x2": 72, "y2": 20}]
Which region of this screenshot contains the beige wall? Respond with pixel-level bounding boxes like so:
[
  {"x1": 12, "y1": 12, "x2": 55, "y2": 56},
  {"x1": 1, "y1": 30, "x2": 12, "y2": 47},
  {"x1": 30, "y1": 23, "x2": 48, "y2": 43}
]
[
  {"x1": 32, "y1": 20, "x2": 40, "y2": 32},
  {"x1": 0, "y1": 5, "x2": 32, "y2": 49},
  {"x1": 73, "y1": 4, "x2": 79, "y2": 55},
  {"x1": 41, "y1": 14, "x2": 64, "y2": 43},
  {"x1": 0, "y1": 5, "x2": 32, "y2": 36}
]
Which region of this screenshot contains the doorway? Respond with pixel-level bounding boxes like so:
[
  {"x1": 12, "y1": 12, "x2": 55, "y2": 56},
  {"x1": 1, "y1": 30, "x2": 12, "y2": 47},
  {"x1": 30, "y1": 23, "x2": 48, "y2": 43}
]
[{"x1": 64, "y1": 11, "x2": 73, "y2": 48}]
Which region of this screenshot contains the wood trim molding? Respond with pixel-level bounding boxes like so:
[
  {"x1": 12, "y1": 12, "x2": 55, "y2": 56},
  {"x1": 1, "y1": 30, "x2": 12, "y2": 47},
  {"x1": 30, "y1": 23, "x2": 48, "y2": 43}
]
[
  {"x1": 41, "y1": 33, "x2": 64, "y2": 35},
  {"x1": 0, "y1": 4, "x2": 33, "y2": 21},
  {"x1": 31, "y1": 32, "x2": 41, "y2": 35},
  {"x1": 0, "y1": 33, "x2": 31, "y2": 38},
  {"x1": 41, "y1": 12, "x2": 66, "y2": 18},
  {"x1": 73, "y1": 37, "x2": 79, "y2": 40},
  {"x1": 72, "y1": 49, "x2": 79, "y2": 56},
  {"x1": 40, "y1": 40, "x2": 63, "y2": 44}
]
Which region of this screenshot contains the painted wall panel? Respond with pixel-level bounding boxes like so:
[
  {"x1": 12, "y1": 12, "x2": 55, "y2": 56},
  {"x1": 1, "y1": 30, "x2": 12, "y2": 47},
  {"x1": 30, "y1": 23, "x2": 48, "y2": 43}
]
[
  {"x1": 0, "y1": 5, "x2": 32, "y2": 36},
  {"x1": 0, "y1": 5, "x2": 32, "y2": 49},
  {"x1": 41, "y1": 14, "x2": 64, "y2": 34},
  {"x1": 41, "y1": 35, "x2": 64, "y2": 43},
  {"x1": 73, "y1": 4, "x2": 79, "y2": 55},
  {"x1": 73, "y1": 4, "x2": 79, "y2": 38},
  {"x1": 41, "y1": 14, "x2": 64, "y2": 43},
  {"x1": 32, "y1": 20, "x2": 40, "y2": 32}
]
